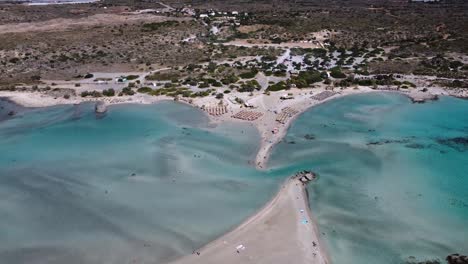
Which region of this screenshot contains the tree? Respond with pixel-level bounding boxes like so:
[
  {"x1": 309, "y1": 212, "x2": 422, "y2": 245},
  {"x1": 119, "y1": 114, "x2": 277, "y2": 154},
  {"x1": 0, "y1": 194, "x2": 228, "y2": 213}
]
[
  {"x1": 330, "y1": 67, "x2": 346, "y2": 79},
  {"x1": 103, "y1": 88, "x2": 115, "y2": 96}
]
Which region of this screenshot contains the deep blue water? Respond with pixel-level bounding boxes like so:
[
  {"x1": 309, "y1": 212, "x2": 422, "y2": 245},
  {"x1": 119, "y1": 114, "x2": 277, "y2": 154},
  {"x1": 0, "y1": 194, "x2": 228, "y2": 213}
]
[{"x1": 1, "y1": 93, "x2": 467, "y2": 264}]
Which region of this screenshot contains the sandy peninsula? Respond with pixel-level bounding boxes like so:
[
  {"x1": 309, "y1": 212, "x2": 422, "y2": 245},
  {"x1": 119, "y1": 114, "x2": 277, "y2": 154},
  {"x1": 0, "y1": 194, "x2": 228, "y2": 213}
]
[{"x1": 169, "y1": 174, "x2": 329, "y2": 264}]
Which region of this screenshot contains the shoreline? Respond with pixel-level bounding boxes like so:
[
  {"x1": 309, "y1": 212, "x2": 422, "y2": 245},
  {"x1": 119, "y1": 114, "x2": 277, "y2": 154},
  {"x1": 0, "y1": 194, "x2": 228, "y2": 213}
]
[
  {"x1": 0, "y1": 87, "x2": 447, "y2": 170},
  {"x1": 252, "y1": 88, "x2": 441, "y2": 169},
  {"x1": 0, "y1": 87, "x2": 456, "y2": 264},
  {"x1": 168, "y1": 175, "x2": 330, "y2": 264}
]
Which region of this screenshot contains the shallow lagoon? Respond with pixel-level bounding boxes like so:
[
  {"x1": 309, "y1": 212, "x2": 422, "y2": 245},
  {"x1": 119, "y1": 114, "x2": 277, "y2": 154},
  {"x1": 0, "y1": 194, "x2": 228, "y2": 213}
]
[
  {"x1": 270, "y1": 93, "x2": 468, "y2": 263},
  {"x1": 1, "y1": 93, "x2": 467, "y2": 264},
  {"x1": 0, "y1": 101, "x2": 281, "y2": 263}
]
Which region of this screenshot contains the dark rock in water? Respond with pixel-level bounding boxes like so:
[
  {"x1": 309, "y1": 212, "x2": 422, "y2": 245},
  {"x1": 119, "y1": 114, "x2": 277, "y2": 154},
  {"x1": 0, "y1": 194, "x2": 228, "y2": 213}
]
[
  {"x1": 446, "y1": 254, "x2": 468, "y2": 264},
  {"x1": 367, "y1": 139, "x2": 410, "y2": 146},
  {"x1": 95, "y1": 101, "x2": 107, "y2": 114},
  {"x1": 295, "y1": 170, "x2": 317, "y2": 184},
  {"x1": 405, "y1": 143, "x2": 426, "y2": 149},
  {"x1": 1, "y1": 98, "x2": 26, "y2": 122},
  {"x1": 304, "y1": 134, "x2": 316, "y2": 140},
  {"x1": 437, "y1": 137, "x2": 468, "y2": 152},
  {"x1": 449, "y1": 198, "x2": 468, "y2": 208},
  {"x1": 405, "y1": 256, "x2": 441, "y2": 264}
]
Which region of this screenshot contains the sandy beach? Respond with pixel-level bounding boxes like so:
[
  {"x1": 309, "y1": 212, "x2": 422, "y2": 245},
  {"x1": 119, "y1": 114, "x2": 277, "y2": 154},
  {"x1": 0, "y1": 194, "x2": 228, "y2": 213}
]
[
  {"x1": 1, "y1": 86, "x2": 439, "y2": 171},
  {"x1": 168, "y1": 175, "x2": 329, "y2": 264}
]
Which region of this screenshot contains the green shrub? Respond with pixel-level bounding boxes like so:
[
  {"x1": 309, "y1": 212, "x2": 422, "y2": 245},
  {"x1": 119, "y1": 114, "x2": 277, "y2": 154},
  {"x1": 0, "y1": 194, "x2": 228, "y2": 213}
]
[
  {"x1": 81, "y1": 90, "x2": 102, "y2": 97},
  {"x1": 125, "y1": 75, "x2": 139, "y2": 80},
  {"x1": 146, "y1": 72, "x2": 180, "y2": 81},
  {"x1": 221, "y1": 74, "x2": 239, "y2": 85},
  {"x1": 121, "y1": 87, "x2": 135, "y2": 96},
  {"x1": 290, "y1": 70, "x2": 323, "y2": 88},
  {"x1": 142, "y1": 21, "x2": 179, "y2": 31},
  {"x1": 239, "y1": 69, "x2": 258, "y2": 79},
  {"x1": 330, "y1": 67, "x2": 346, "y2": 79},
  {"x1": 103, "y1": 88, "x2": 115, "y2": 96},
  {"x1": 137, "y1": 87, "x2": 153, "y2": 94},
  {"x1": 266, "y1": 81, "x2": 289, "y2": 92},
  {"x1": 402, "y1": 81, "x2": 416, "y2": 88},
  {"x1": 239, "y1": 80, "x2": 261, "y2": 92},
  {"x1": 198, "y1": 82, "x2": 210, "y2": 88}
]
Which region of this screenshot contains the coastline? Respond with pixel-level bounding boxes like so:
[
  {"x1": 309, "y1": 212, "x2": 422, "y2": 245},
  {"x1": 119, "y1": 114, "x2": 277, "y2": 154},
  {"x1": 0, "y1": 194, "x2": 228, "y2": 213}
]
[
  {"x1": 0, "y1": 87, "x2": 446, "y2": 171},
  {"x1": 0, "y1": 87, "x2": 455, "y2": 264},
  {"x1": 168, "y1": 175, "x2": 330, "y2": 264}
]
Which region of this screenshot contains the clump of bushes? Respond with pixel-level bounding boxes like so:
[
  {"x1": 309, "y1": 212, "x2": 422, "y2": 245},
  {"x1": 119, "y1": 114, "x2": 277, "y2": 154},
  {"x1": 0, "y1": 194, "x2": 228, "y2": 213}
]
[
  {"x1": 142, "y1": 21, "x2": 179, "y2": 31},
  {"x1": 137, "y1": 87, "x2": 153, "y2": 93},
  {"x1": 119, "y1": 87, "x2": 135, "y2": 96},
  {"x1": 330, "y1": 67, "x2": 346, "y2": 79},
  {"x1": 239, "y1": 69, "x2": 259, "y2": 79},
  {"x1": 266, "y1": 81, "x2": 289, "y2": 92},
  {"x1": 81, "y1": 90, "x2": 102, "y2": 97},
  {"x1": 221, "y1": 74, "x2": 239, "y2": 85},
  {"x1": 238, "y1": 80, "x2": 261, "y2": 92},
  {"x1": 290, "y1": 70, "x2": 323, "y2": 88},
  {"x1": 125, "y1": 75, "x2": 139, "y2": 80},
  {"x1": 102, "y1": 88, "x2": 115, "y2": 96},
  {"x1": 146, "y1": 72, "x2": 180, "y2": 81}
]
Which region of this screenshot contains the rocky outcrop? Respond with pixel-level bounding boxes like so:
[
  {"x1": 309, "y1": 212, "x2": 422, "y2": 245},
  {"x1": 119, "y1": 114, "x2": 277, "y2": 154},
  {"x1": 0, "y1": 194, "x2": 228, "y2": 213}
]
[
  {"x1": 95, "y1": 101, "x2": 107, "y2": 114},
  {"x1": 446, "y1": 254, "x2": 468, "y2": 264},
  {"x1": 408, "y1": 91, "x2": 438, "y2": 103},
  {"x1": 295, "y1": 170, "x2": 317, "y2": 183}
]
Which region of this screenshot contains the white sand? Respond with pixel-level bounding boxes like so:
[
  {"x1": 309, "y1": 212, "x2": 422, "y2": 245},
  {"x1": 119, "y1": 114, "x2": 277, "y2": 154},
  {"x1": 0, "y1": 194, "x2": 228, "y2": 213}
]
[
  {"x1": 168, "y1": 176, "x2": 329, "y2": 264},
  {"x1": 0, "y1": 91, "x2": 174, "y2": 107}
]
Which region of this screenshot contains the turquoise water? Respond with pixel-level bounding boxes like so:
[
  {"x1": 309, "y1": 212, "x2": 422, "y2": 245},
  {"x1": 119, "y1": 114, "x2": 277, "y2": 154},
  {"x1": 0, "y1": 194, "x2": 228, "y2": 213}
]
[
  {"x1": 0, "y1": 101, "x2": 281, "y2": 264},
  {"x1": 1, "y1": 93, "x2": 467, "y2": 264},
  {"x1": 269, "y1": 93, "x2": 468, "y2": 263}
]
